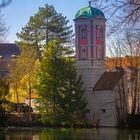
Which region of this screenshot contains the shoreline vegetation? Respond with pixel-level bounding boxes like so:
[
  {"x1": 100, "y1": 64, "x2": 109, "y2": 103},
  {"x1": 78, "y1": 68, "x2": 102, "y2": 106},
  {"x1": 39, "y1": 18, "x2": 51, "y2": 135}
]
[{"x1": 0, "y1": 113, "x2": 140, "y2": 129}]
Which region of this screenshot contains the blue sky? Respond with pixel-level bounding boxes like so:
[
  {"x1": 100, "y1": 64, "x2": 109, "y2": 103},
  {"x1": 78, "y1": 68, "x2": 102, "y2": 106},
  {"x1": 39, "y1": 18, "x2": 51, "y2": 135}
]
[{"x1": 1, "y1": 0, "x2": 90, "y2": 43}]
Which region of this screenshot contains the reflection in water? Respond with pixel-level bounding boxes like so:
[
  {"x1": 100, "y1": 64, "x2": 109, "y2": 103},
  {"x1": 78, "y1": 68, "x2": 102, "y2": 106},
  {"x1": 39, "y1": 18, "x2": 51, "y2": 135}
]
[{"x1": 0, "y1": 128, "x2": 140, "y2": 140}]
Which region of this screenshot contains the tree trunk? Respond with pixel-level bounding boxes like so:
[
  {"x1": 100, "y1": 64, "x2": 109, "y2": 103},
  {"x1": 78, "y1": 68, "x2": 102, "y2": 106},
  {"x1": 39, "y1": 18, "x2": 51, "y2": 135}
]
[
  {"x1": 15, "y1": 83, "x2": 20, "y2": 115},
  {"x1": 28, "y1": 79, "x2": 32, "y2": 122}
]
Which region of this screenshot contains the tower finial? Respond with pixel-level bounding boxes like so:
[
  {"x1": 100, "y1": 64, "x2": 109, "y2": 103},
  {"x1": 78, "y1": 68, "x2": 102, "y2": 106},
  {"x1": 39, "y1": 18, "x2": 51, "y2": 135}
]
[{"x1": 89, "y1": 1, "x2": 91, "y2": 6}]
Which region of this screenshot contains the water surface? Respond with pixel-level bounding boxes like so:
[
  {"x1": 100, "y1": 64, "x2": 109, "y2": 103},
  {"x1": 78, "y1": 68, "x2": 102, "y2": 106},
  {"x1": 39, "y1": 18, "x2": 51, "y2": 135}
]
[{"x1": 0, "y1": 128, "x2": 140, "y2": 140}]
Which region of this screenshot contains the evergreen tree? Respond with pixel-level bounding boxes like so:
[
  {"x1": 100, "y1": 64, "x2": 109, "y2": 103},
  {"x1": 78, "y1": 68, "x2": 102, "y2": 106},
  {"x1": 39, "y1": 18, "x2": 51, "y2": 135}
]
[
  {"x1": 57, "y1": 59, "x2": 88, "y2": 126},
  {"x1": 37, "y1": 40, "x2": 88, "y2": 126},
  {"x1": 37, "y1": 40, "x2": 67, "y2": 124},
  {"x1": 17, "y1": 4, "x2": 73, "y2": 60}
]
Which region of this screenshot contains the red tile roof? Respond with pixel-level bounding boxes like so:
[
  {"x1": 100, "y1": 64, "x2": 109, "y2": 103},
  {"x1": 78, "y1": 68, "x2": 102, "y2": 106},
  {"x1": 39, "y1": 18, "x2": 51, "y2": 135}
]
[{"x1": 106, "y1": 56, "x2": 140, "y2": 71}]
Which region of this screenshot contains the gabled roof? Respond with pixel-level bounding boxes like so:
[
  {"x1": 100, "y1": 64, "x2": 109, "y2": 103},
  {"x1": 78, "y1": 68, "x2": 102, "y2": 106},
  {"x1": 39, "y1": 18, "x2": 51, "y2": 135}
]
[
  {"x1": 0, "y1": 43, "x2": 20, "y2": 58},
  {"x1": 93, "y1": 72, "x2": 124, "y2": 91}
]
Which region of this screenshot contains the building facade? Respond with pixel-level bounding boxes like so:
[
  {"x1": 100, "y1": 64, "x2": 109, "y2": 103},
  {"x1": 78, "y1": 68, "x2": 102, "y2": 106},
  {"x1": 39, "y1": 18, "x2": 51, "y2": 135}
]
[
  {"x1": 0, "y1": 43, "x2": 20, "y2": 78},
  {"x1": 74, "y1": 3, "x2": 107, "y2": 125},
  {"x1": 75, "y1": 4, "x2": 129, "y2": 126}
]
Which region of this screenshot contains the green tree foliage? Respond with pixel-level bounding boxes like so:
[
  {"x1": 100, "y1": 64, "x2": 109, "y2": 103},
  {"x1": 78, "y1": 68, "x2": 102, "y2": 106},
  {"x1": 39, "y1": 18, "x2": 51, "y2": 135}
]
[
  {"x1": 57, "y1": 59, "x2": 88, "y2": 126},
  {"x1": 19, "y1": 46, "x2": 38, "y2": 120},
  {"x1": 17, "y1": 4, "x2": 73, "y2": 60},
  {"x1": 37, "y1": 40, "x2": 88, "y2": 126}
]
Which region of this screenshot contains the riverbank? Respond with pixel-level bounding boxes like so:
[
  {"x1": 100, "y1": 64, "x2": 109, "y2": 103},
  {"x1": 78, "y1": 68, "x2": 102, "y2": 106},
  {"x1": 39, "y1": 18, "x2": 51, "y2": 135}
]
[{"x1": 1, "y1": 113, "x2": 140, "y2": 129}]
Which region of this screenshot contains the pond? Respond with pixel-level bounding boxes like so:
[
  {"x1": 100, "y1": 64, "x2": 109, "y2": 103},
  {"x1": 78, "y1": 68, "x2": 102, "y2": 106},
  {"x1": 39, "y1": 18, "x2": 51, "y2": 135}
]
[{"x1": 0, "y1": 127, "x2": 140, "y2": 140}]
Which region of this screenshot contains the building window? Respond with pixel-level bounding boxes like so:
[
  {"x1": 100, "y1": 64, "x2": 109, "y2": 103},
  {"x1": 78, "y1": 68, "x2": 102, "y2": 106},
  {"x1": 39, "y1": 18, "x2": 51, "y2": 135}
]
[
  {"x1": 96, "y1": 25, "x2": 104, "y2": 38},
  {"x1": 101, "y1": 108, "x2": 106, "y2": 113},
  {"x1": 128, "y1": 88, "x2": 129, "y2": 94},
  {"x1": 82, "y1": 49, "x2": 86, "y2": 59},
  {"x1": 11, "y1": 54, "x2": 16, "y2": 58},
  {"x1": 81, "y1": 28, "x2": 86, "y2": 38},
  {"x1": 97, "y1": 47, "x2": 103, "y2": 59}
]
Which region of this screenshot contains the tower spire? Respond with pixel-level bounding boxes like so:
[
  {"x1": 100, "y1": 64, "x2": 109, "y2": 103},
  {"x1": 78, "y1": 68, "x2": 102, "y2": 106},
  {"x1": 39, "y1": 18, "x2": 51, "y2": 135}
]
[
  {"x1": 89, "y1": 0, "x2": 95, "y2": 7},
  {"x1": 89, "y1": 1, "x2": 91, "y2": 6}
]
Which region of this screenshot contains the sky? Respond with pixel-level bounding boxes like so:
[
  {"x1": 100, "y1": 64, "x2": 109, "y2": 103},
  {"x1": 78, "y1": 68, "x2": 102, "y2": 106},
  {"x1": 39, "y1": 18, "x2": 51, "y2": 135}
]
[{"x1": 1, "y1": 0, "x2": 90, "y2": 43}]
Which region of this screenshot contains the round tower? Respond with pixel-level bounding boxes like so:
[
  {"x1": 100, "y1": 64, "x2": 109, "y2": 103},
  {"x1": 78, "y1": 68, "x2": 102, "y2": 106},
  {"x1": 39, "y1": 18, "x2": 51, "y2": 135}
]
[{"x1": 74, "y1": 3, "x2": 106, "y2": 123}]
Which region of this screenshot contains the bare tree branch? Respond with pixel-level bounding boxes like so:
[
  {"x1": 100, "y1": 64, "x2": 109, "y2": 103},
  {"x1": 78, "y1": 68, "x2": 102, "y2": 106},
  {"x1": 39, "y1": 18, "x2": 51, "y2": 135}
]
[
  {"x1": 93, "y1": 0, "x2": 140, "y2": 35},
  {"x1": 0, "y1": 0, "x2": 12, "y2": 8}
]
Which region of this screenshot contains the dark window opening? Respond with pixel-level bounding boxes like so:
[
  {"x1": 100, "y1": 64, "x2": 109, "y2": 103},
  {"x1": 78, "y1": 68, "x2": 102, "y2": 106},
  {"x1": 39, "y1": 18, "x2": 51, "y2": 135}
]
[
  {"x1": 81, "y1": 28, "x2": 86, "y2": 38},
  {"x1": 82, "y1": 49, "x2": 86, "y2": 59},
  {"x1": 96, "y1": 25, "x2": 104, "y2": 38},
  {"x1": 101, "y1": 108, "x2": 106, "y2": 113},
  {"x1": 97, "y1": 47, "x2": 103, "y2": 60}
]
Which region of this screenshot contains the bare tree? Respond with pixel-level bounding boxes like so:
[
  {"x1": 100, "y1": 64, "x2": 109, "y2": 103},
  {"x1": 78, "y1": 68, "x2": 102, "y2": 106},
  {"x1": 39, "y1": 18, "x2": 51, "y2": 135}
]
[
  {"x1": 93, "y1": 0, "x2": 140, "y2": 35},
  {"x1": 106, "y1": 31, "x2": 140, "y2": 115},
  {"x1": 0, "y1": 0, "x2": 12, "y2": 8},
  {"x1": 115, "y1": 75, "x2": 128, "y2": 126},
  {"x1": 122, "y1": 31, "x2": 140, "y2": 115},
  {"x1": 0, "y1": 12, "x2": 9, "y2": 42}
]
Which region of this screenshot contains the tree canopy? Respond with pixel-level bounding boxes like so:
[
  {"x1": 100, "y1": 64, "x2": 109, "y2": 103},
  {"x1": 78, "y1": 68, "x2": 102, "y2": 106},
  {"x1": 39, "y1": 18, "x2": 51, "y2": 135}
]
[
  {"x1": 17, "y1": 4, "x2": 73, "y2": 60},
  {"x1": 36, "y1": 40, "x2": 88, "y2": 126}
]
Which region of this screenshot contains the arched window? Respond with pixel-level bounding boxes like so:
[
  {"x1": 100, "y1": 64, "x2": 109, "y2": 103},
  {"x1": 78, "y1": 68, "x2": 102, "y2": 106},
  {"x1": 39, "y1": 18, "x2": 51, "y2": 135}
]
[
  {"x1": 82, "y1": 49, "x2": 86, "y2": 59},
  {"x1": 97, "y1": 47, "x2": 103, "y2": 59},
  {"x1": 81, "y1": 28, "x2": 86, "y2": 38},
  {"x1": 96, "y1": 25, "x2": 104, "y2": 38}
]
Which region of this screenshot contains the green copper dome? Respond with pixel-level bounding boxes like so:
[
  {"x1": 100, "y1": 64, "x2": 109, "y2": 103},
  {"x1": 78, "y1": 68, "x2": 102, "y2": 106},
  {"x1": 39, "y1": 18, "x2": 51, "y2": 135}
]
[{"x1": 75, "y1": 5, "x2": 105, "y2": 19}]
